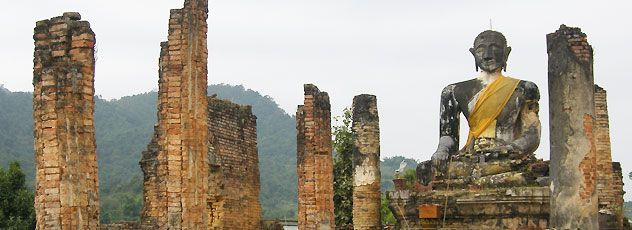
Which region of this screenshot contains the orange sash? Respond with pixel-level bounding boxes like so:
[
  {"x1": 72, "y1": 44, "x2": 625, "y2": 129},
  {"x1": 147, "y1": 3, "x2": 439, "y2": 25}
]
[{"x1": 462, "y1": 75, "x2": 520, "y2": 151}]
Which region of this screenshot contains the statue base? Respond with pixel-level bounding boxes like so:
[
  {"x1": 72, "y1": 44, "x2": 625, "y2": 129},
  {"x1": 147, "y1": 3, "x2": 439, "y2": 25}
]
[{"x1": 386, "y1": 187, "x2": 550, "y2": 230}]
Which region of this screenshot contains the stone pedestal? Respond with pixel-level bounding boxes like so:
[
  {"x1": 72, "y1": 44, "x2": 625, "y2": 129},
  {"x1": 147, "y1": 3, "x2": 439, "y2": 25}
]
[{"x1": 386, "y1": 187, "x2": 549, "y2": 230}]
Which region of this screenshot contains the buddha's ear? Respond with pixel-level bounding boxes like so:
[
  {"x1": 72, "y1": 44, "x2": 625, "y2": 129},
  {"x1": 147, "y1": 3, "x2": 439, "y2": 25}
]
[
  {"x1": 470, "y1": 48, "x2": 478, "y2": 72},
  {"x1": 503, "y1": 46, "x2": 512, "y2": 72},
  {"x1": 505, "y1": 46, "x2": 512, "y2": 58}
]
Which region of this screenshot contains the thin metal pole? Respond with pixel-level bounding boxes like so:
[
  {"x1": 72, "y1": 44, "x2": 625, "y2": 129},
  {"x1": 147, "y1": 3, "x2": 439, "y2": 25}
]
[{"x1": 442, "y1": 156, "x2": 453, "y2": 228}]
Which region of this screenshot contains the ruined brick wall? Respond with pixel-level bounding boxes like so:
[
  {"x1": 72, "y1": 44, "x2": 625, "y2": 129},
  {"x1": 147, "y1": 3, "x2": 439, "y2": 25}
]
[
  {"x1": 547, "y1": 25, "x2": 598, "y2": 229},
  {"x1": 594, "y1": 85, "x2": 627, "y2": 230},
  {"x1": 611, "y1": 162, "x2": 625, "y2": 214},
  {"x1": 351, "y1": 95, "x2": 381, "y2": 229},
  {"x1": 139, "y1": 125, "x2": 161, "y2": 227},
  {"x1": 296, "y1": 84, "x2": 334, "y2": 230},
  {"x1": 32, "y1": 12, "x2": 99, "y2": 230},
  {"x1": 594, "y1": 85, "x2": 621, "y2": 214},
  {"x1": 207, "y1": 97, "x2": 261, "y2": 229},
  {"x1": 140, "y1": 0, "x2": 209, "y2": 228}
]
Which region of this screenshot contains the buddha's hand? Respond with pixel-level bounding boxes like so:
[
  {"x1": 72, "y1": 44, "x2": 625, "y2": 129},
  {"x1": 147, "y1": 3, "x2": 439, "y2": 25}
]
[{"x1": 431, "y1": 150, "x2": 449, "y2": 166}]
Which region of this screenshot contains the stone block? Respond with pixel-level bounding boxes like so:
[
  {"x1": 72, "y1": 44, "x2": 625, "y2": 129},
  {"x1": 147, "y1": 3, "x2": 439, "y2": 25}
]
[{"x1": 418, "y1": 204, "x2": 441, "y2": 219}]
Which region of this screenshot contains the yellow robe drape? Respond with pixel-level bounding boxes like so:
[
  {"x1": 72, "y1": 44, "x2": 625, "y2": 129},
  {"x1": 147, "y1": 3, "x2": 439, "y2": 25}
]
[{"x1": 462, "y1": 75, "x2": 520, "y2": 151}]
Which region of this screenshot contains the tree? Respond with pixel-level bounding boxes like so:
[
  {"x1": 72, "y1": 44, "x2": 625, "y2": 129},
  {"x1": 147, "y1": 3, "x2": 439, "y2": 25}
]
[
  {"x1": 333, "y1": 108, "x2": 353, "y2": 226},
  {"x1": 0, "y1": 161, "x2": 35, "y2": 229},
  {"x1": 380, "y1": 194, "x2": 396, "y2": 225},
  {"x1": 403, "y1": 169, "x2": 417, "y2": 188}
]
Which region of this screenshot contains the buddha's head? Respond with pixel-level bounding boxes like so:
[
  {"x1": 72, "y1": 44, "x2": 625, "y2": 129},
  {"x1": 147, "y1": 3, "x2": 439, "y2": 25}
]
[{"x1": 470, "y1": 30, "x2": 511, "y2": 73}]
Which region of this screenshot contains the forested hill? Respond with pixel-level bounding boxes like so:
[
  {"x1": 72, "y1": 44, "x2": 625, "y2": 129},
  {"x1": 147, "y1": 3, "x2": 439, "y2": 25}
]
[{"x1": 0, "y1": 84, "x2": 418, "y2": 223}]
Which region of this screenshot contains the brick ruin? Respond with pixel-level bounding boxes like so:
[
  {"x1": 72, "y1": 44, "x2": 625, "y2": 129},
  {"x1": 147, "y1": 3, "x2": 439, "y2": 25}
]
[
  {"x1": 139, "y1": 124, "x2": 160, "y2": 228},
  {"x1": 296, "y1": 84, "x2": 335, "y2": 230},
  {"x1": 547, "y1": 25, "x2": 598, "y2": 229},
  {"x1": 140, "y1": 0, "x2": 210, "y2": 228},
  {"x1": 137, "y1": 1, "x2": 265, "y2": 229},
  {"x1": 351, "y1": 94, "x2": 381, "y2": 230},
  {"x1": 139, "y1": 97, "x2": 263, "y2": 230},
  {"x1": 595, "y1": 85, "x2": 622, "y2": 211},
  {"x1": 32, "y1": 12, "x2": 100, "y2": 229},
  {"x1": 595, "y1": 86, "x2": 615, "y2": 210},
  {"x1": 595, "y1": 85, "x2": 626, "y2": 228},
  {"x1": 207, "y1": 97, "x2": 261, "y2": 229}
]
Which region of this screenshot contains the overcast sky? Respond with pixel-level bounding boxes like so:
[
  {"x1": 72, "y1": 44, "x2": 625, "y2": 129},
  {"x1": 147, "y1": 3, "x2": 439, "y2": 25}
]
[{"x1": 2, "y1": 0, "x2": 631, "y2": 200}]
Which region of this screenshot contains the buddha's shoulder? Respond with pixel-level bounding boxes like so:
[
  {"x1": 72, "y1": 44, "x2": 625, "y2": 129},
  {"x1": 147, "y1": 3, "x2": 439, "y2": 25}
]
[
  {"x1": 446, "y1": 78, "x2": 480, "y2": 90},
  {"x1": 511, "y1": 78, "x2": 540, "y2": 100},
  {"x1": 517, "y1": 79, "x2": 538, "y2": 90},
  {"x1": 442, "y1": 78, "x2": 482, "y2": 95}
]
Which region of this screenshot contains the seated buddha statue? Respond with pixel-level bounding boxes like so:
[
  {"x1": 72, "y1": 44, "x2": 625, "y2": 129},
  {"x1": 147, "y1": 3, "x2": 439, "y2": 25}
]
[{"x1": 416, "y1": 30, "x2": 543, "y2": 188}]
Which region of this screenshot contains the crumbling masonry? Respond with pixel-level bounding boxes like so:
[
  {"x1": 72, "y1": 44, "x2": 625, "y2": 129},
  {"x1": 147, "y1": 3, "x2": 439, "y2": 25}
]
[
  {"x1": 32, "y1": 12, "x2": 100, "y2": 230},
  {"x1": 296, "y1": 84, "x2": 335, "y2": 230},
  {"x1": 595, "y1": 85, "x2": 625, "y2": 228},
  {"x1": 351, "y1": 94, "x2": 381, "y2": 230},
  {"x1": 207, "y1": 97, "x2": 261, "y2": 229},
  {"x1": 140, "y1": 0, "x2": 210, "y2": 228},
  {"x1": 140, "y1": 97, "x2": 263, "y2": 230},
  {"x1": 547, "y1": 25, "x2": 598, "y2": 230}
]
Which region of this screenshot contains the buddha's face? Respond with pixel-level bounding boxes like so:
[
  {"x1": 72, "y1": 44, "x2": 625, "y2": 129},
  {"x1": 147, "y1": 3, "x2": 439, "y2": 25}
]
[{"x1": 470, "y1": 31, "x2": 511, "y2": 73}]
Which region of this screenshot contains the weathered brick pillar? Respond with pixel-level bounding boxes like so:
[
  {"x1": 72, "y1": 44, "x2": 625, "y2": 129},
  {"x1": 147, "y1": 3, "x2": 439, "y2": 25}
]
[
  {"x1": 296, "y1": 84, "x2": 334, "y2": 230},
  {"x1": 352, "y1": 94, "x2": 381, "y2": 230},
  {"x1": 207, "y1": 97, "x2": 261, "y2": 229},
  {"x1": 32, "y1": 12, "x2": 99, "y2": 230},
  {"x1": 140, "y1": 0, "x2": 209, "y2": 229},
  {"x1": 594, "y1": 85, "x2": 617, "y2": 211},
  {"x1": 547, "y1": 24, "x2": 598, "y2": 229},
  {"x1": 139, "y1": 124, "x2": 161, "y2": 227},
  {"x1": 611, "y1": 162, "x2": 625, "y2": 228},
  {"x1": 594, "y1": 85, "x2": 625, "y2": 228}
]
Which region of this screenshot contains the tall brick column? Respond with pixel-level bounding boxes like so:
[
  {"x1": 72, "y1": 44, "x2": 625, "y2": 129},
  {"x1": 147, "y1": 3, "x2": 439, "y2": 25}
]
[
  {"x1": 547, "y1": 25, "x2": 598, "y2": 229},
  {"x1": 594, "y1": 85, "x2": 616, "y2": 211},
  {"x1": 296, "y1": 84, "x2": 334, "y2": 230},
  {"x1": 351, "y1": 95, "x2": 381, "y2": 230},
  {"x1": 594, "y1": 85, "x2": 625, "y2": 227},
  {"x1": 32, "y1": 12, "x2": 99, "y2": 230},
  {"x1": 140, "y1": 0, "x2": 209, "y2": 229},
  {"x1": 207, "y1": 97, "x2": 261, "y2": 229}
]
